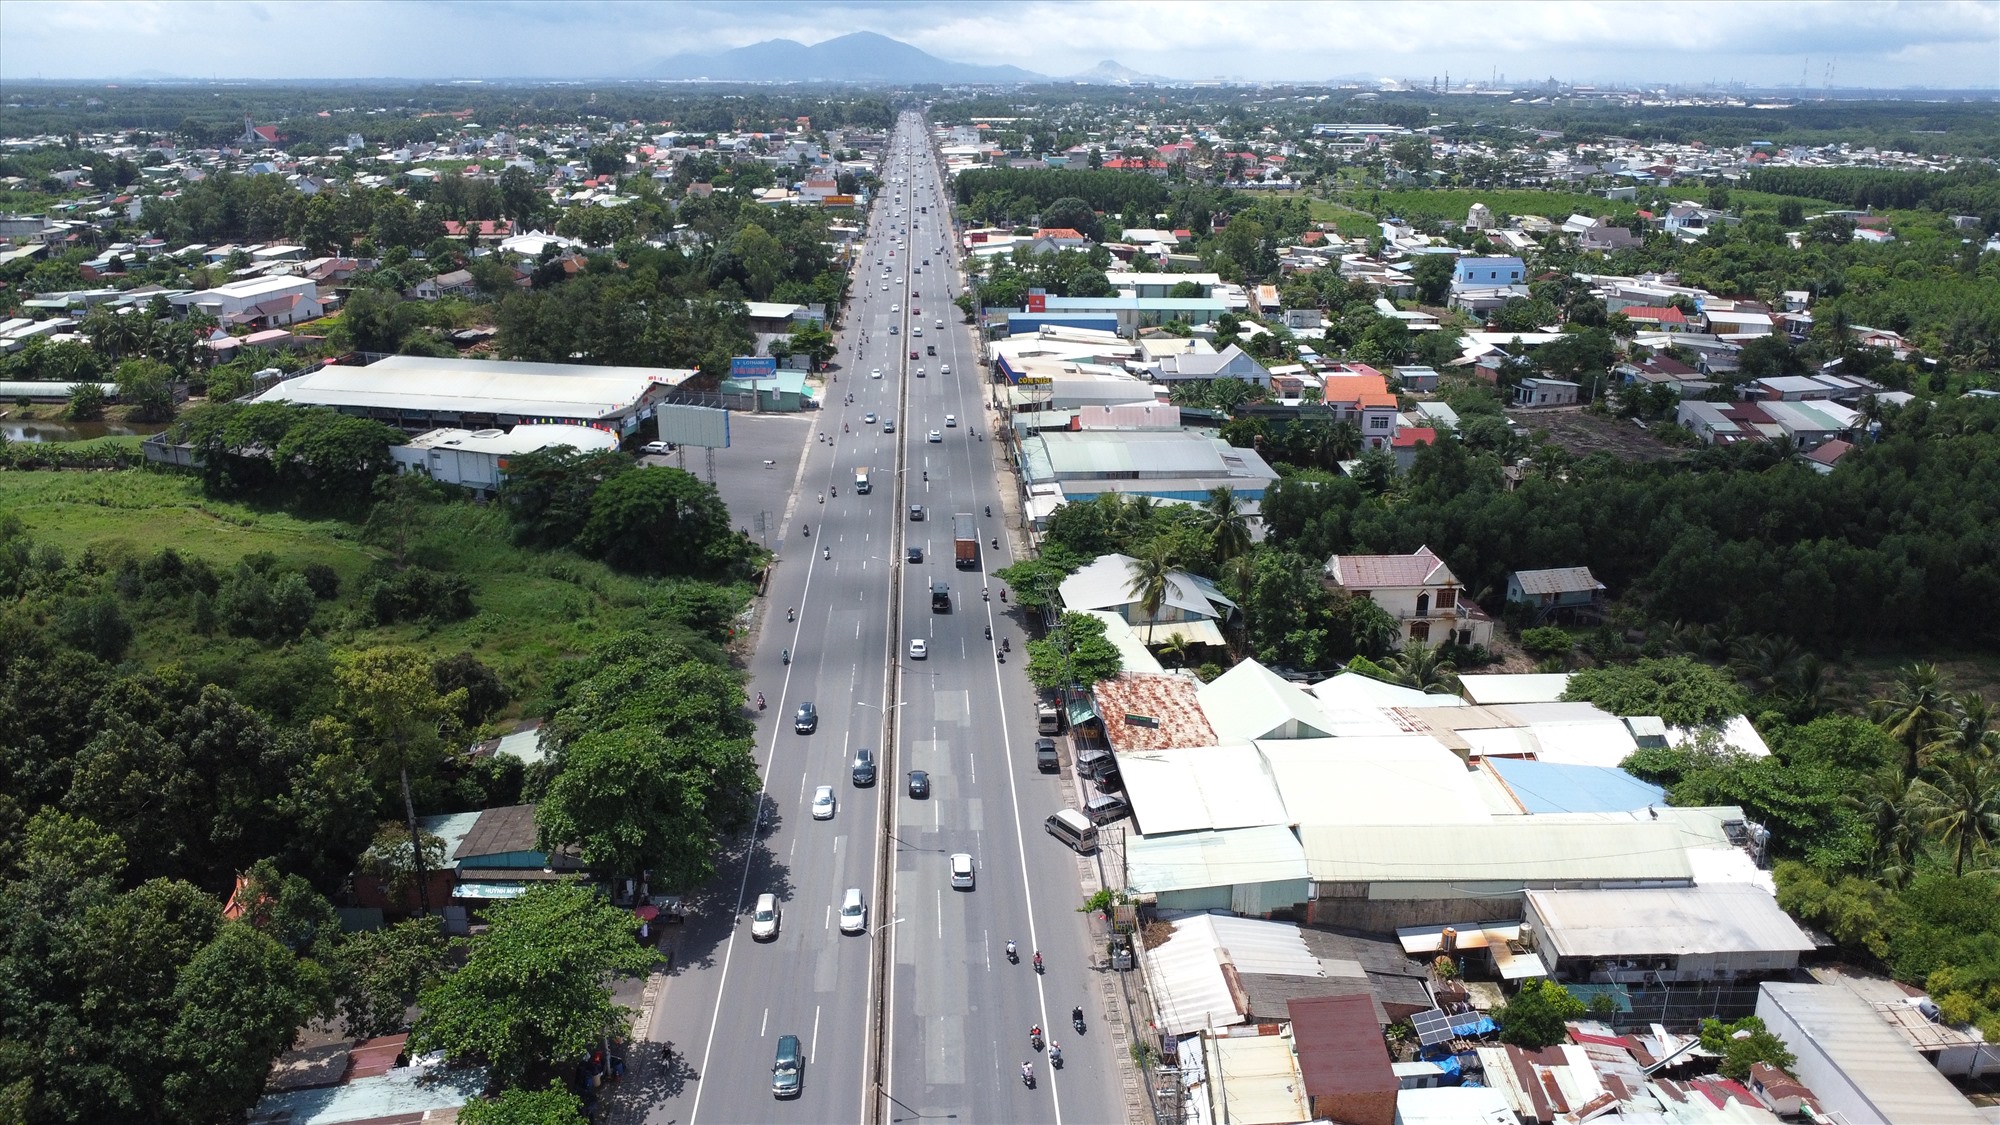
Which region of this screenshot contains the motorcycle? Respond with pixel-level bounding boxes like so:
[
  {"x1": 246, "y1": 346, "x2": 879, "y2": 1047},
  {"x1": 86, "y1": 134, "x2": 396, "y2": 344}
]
[
  {"x1": 1029, "y1": 1026, "x2": 1043, "y2": 1052},
  {"x1": 781, "y1": 649, "x2": 790, "y2": 665},
  {"x1": 1021, "y1": 1062, "x2": 1035, "y2": 1088},
  {"x1": 1005, "y1": 940, "x2": 1018, "y2": 963},
  {"x1": 801, "y1": 524, "x2": 810, "y2": 537},
  {"x1": 982, "y1": 588, "x2": 989, "y2": 602},
  {"x1": 1050, "y1": 1044, "x2": 1063, "y2": 1069},
  {"x1": 991, "y1": 537, "x2": 999, "y2": 549},
  {"x1": 1000, "y1": 588, "x2": 1008, "y2": 603},
  {"x1": 983, "y1": 625, "x2": 991, "y2": 640},
  {"x1": 997, "y1": 649, "x2": 1005, "y2": 663},
  {"x1": 755, "y1": 693, "x2": 766, "y2": 711},
  {"x1": 787, "y1": 608, "x2": 796, "y2": 622},
  {"x1": 1032, "y1": 951, "x2": 1043, "y2": 974},
  {"x1": 1072, "y1": 1006, "x2": 1086, "y2": 1035},
  {"x1": 823, "y1": 546, "x2": 830, "y2": 560},
  {"x1": 1003, "y1": 638, "x2": 1011, "y2": 653},
  {"x1": 985, "y1": 505, "x2": 991, "y2": 516}
]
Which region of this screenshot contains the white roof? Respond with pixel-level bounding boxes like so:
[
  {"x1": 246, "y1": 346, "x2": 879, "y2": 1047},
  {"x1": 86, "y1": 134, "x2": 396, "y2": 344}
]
[
  {"x1": 256, "y1": 355, "x2": 694, "y2": 420},
  {"x1": 1459, "y1": 672, "x2": 1572, "y2": 704},
  {"x1": 1299, "y1": 817, "x2": 1694, "y2": 884},
  {"x1": 1259, "y1": 737, "x2": 1491, "y2": 828},
  {"x1": 1313, "y1": 670, "x2": 1466, "y2": 709},
  {"x1": 1759, "y1": 983, "x2": 1986, "y2": 1124},
  {"x1": 1144, "y1": 911, "x2": 1319, "y2": 1035},
  {"x1": 1527, "y1": 885, "x2": 1814, "y2": 959},
  {"x1": 1073, "y1": 610, "x2": 1166, "y2": 675},
  {"x1": 1198, "y1": 659, "x2": 1334, "y2": 741},
  {"x1": 404, "y1": 424, "x2": 618, "y2": 457},
  {"x1": 1058, "y1": 553, "x2": 1235, "y2": 622},
  {"x1": 1668, "y1": 714, "x2": 1771, "y2": 758},
  {"x1": 188, "y1": 273, "x2": 316, "y2": 300},
  {"x1": 1117, "y1": 744, "x2": 1290, "y2": 834},
  {"x1": 1393, "y1": 1085, "x2": 1517, "y2": 1125},
  {"x1": 1125, "y1": 825, "x2": 1309, "y2": 897}
]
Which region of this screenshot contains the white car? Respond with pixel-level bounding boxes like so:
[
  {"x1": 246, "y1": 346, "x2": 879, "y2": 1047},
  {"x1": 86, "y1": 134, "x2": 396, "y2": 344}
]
[
  {"x1": 896, "y1": 277, "x2": 905, "y2": 285},
  {"x1": 864, "y1": 412, "x2": 877, "y2": 424},
  {"x1": 811, "y1": 785, "x2": 836, "y2": 820},
  {"x1": 940, "y1": 364, "x2": 951, "y2": 375},
  {"x1": 909, "y1": 638, "x2": 927, "y2": 659},
  {"x1": 890, "y1": 304, "x2": 899, "y2": 313},
  {"x1": 882, "y1": 283, "x2": 888, "y2": 291},
  {"x1": 871, "y1": 367, "x2": 882, "y2": 379},
  {"x1": 944, "y1": 414, "x2": 957, "y2": 428},
  {"x1": 641, "y1": 441, "x2": 672, "y2": 455},
  {"x1": 927, "y1": 429, "x2": 942, "y2": 443},
  {"x1": 949, "y1": 852, "x2": 974, "y2": 890},
  {"x1": 751, "y1": 893, "x2": 781, "y2": 940},
  {"x1": 839, "y1": 888, "x2": 867, "y2": 934},
  {"x1": 912, "y1": 326, "x2": 923, "y2": 336}
]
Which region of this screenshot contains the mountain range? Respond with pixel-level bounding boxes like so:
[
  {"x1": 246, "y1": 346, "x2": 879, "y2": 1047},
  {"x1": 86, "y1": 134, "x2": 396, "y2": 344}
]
[{"x1": 645, "y1": 31, "x2": 1042, "y2": 84}]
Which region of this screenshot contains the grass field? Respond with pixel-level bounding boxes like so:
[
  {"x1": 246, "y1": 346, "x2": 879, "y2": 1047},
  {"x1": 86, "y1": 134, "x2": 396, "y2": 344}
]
[
  {"x1": 1304, "y1": 199, "x2": 1384, "y2": 239},
  {"x1": 0, "y1": 468, "x2": 703, "y2": 696}
]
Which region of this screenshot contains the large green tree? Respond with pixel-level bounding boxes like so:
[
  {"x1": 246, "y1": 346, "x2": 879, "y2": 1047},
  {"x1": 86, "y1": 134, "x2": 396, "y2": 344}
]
[
  {"x1": 409, "y1": 883, "x2": 658, "y2": 1087},
  {"x1": 576, "y1": 465, "x2": 743, "y2": 577}
]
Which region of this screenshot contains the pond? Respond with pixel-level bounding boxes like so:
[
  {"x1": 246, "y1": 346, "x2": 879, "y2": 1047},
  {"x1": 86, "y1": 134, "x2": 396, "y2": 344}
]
[{"x1": 0, "y1": 419, "x2": 171, "y2": 443}]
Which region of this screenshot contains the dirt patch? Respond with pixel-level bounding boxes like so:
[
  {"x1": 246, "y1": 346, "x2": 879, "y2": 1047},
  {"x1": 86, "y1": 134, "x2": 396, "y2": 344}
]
[{"x1": 1508, "y1": 405, "x2": 1680, "y2": 462}]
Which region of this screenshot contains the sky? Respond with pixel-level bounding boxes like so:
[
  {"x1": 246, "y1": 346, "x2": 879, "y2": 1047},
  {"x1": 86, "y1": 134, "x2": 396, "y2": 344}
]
[{"x1": 1, "y1": 0, "x2": 1996, "y2": 88}]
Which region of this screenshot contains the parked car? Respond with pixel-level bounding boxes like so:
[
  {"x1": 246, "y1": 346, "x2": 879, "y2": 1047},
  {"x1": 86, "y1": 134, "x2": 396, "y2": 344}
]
[
  {"x1": 641, "y1": 440, "x2": 673, "y2": 455},
  {"x1": 1035, "y1": 738, "x2": 1059, "y2": 772}
]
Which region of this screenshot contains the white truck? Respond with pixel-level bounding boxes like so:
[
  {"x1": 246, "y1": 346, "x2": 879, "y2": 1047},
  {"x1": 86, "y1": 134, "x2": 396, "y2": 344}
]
[{"x1": 854, "y1": 466, "x2": 871, "y2": 494}]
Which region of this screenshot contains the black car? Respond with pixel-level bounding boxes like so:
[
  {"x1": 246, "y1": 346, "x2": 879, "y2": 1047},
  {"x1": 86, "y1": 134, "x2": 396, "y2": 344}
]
[
  {"x1": 907, "y1": 546, "x2": 923, "y2": 563},
  {"x1": 794, "y1": 702, "x2": 818, "y2": 734},
  {"x1": 907, "y1": 769, "x2": 930, "y2": 798},
  {"x1": 851, "y1": 748, "x2": 876, "y2": 786}
]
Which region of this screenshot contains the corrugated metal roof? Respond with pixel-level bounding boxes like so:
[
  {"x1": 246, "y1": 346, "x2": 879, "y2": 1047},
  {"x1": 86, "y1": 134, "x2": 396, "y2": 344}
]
[
  {"x1": 256, "y1": 355, "x2": 694, "y2": 420},
  {"x1": 1313, "y1": 671, "x2": 1468, "y2": 710},
  {"x1": 1198, "y1": 659, "x2": 1334, "y2": 742},
  {"x1": 1126, "y1": 825, "x2": 1308, "y2": 897},
  {"x1": 1300, "y1": 820, "x2": 1694, "y2": 884},
  {"x1": 1261, "y1": 737, "x2": 1491, "y2": 828},
  {"x1": 1325, "y1": 545, "x2": 1452, "y2": 589},
  {"x1": 1528, "y1": 885, "x2": 1814, "y2": 959},
  {"x1": 1116, "y1": 744, "x2": 1289, "y2": 834},
  {"x1": 1759, "y1": 983, "x2": 1986, "y2": 1124},
  {"x1": 1288, "y1": 994, "x2": 1396, "y2": 1099},
  {"x1": 1091, "y1": 672, "x2": 1215, "y2": 751},
  {"x1": 1485, "y1": 758, "x2": 1666, "y2": 814},
  {"x1": 1510, "y1": 567, "x2": 1605, "y2": 596},
  {"x1": 1460, "y1": 672, "x2": 1572, "y2": 704}
]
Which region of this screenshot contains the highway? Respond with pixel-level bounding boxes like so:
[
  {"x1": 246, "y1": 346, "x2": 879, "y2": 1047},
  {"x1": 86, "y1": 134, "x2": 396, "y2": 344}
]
[{"x1": 643, "y1": 111, "x2": 1125, "y2": 1125}]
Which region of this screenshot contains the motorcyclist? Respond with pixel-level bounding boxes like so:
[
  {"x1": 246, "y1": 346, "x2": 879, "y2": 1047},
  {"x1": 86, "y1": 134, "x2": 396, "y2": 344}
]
[
  {"x1": 1072, "y1": 1005, "x2": 1085, "y2": 1028},
  {"x1": 787, "y1": 607, "x2": 795, "y2": 622},
  {"x1": 755, "y1": 692, "x2": 765, "y2": 710},
  {"x1": 1050, "y1": 1043, "x2": 1063, "y2": 1067},
  {"x1": 802, "y1": 524, "x2": 810, "y2": 537},
  {"x1": 1030, "y1": 1024, "x2": 1042, "y2": 1047},
  {"x1": 1021, "y1": 1061, "x2": 1033, "y2": 1084},
  {"x1": 1006, "y1": 939, "x2": 1017, "y2": 959},
  {"x1": 1032, "y1": 950, "x2": 1043, "y2": 972},
  {"x1": 782, "y1": 649, "x2": 790, "y2": 664}
]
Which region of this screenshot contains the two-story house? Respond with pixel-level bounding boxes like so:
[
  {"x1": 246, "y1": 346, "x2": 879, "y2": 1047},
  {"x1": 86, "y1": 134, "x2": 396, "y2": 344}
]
[
  {"x1": 1320, "y1": 369, "x2": 1401, "y2": 449},
  {"x1": 1323, "y1": 545, "x2": 1493, "y2": 649}
]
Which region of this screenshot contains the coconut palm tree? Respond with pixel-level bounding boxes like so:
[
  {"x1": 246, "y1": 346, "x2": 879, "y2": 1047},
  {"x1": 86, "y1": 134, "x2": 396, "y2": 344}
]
[
  {"x1": 1923, "y1": 692, "x2": 2000, "y2": 766},
  {"x1": 1905, "y1": 753, "x2": 2000, "y2": 877},
  {"x1": 1125, "y1": 541, "x2": 1177, "y2": 646},
  {"x1": 1730, "y1": 634, "x2": 1803, "y2": 697},
  {"x1": 1778, "y1": 653, "x2": 1853, "y2": 719},
  {"x1": 1386, "y1": 642, "x2": 1460, "y2": 694},
  {"x1": 1156, "y1": 634, "x2": 1192, "y2": 669},
  {"x1": 1874, "y1": 663, "x2": 1952, "y2": 783},
  {"x1": 1200, "y1": 487, "x2": 1252, "y2": 564},
  {"x1": 1845, "y1": 768, "x2": 1916, "y2": 888}
]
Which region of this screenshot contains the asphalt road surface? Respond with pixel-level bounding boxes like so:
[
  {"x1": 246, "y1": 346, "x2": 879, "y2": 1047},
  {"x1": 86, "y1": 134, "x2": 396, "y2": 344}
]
[{"x1": 641, "y1": 113, "x2": 1126, "y2": 1125}]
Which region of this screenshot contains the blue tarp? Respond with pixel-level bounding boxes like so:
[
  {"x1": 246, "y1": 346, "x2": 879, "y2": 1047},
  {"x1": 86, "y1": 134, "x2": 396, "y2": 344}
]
[{"x1": 1449, "y1": 1015, "x2": 1498, "y2": 1037}]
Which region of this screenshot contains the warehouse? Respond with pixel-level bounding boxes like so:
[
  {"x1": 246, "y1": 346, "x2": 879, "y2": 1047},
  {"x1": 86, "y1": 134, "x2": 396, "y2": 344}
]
[
  {"x1": 389, "y1": 424, "x2": 619, "y2": 496},
  {"x1": 254, "y1": 355, "x2": 696, "y2": 435}
]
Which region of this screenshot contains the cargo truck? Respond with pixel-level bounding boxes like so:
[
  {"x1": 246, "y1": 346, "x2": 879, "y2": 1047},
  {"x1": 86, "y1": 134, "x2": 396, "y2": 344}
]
[
  {"x1": 953, "y1": 513, "x2": 977, "y2": 568},
  {"x1": 853, "y1": 466, "x2": 871, "y2": 494}
]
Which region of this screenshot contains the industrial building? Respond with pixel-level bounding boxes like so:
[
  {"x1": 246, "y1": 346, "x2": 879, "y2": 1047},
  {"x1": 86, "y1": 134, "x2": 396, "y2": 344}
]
[
  {"x1": 254, "y1": 355, "x2": 697, "y2": 435},
  {"x1": 389, "y1": 424, "x2": 619, "y2": 496}
]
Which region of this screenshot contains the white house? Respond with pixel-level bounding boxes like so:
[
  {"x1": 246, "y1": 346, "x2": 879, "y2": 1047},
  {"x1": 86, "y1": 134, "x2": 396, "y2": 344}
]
[
  {"x1": 1323, "y1": 545, "x2": 1494, "y2": 649},
  {"x1": 1059, "y1": 553, "x2": 1239, "y2": 648},
  {"x1": 168, "y1": 275, "x2": 323, "y2": 327}
]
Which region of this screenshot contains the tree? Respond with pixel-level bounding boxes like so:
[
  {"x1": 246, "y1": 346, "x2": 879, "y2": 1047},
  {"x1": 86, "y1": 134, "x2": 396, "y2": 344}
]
[
  {"x1": 1562, "y1": 657, "x2": 1747, "y2": 728},
  {"x1": 1199, "y1": 487, "x2": 1252, "y2": 565},
  {"x1": 64, "y1": 381, "x2": 106, "y2": 421},
  {"x1": 786, "y1": 318, "x2": 837, "y2": 372},
  {"x1": 460, "y1": 1084, "x2": 588, "y2": 1125},
  {"x1": 409, "y1": 883, "x2": 657, "y2": 1087},
  {"x1": 1410, "y1": 253, "x2": 1454, "y2": 305},
  {"x1": 577, "y1": 466, "x2": 743, "y2": 577},
  {"x1": 1125, "y1": 541, "x2": 1178, "y2": 645},
  {"x1": 536, "y1": 725, "x2": 756, "y2": 891},
  {"x1": 1699, "y1": 1016, "x2": 1797, "y2": 1082},
  {"x1": 1025, "y1": 612, "x2": 1126, "y2": 692},
  {"x1": 499, "y1": 445, "x2": 632, "y2": 549},
  {"x1": 1874, "y1": 663, "x2": 1952, "y2": 783},
  {"x1": 331, "y1": 916, "x2": 453, "y2": 1038},
  {"x1": 1384, "y1": 642, "x2": 1460, "y2": 694},
  {"x1": 1497, "y1": 979, "x2": 1585, "y2": 1048},
  {"x1": 1905, "y1": 752, "x2": 2000, "y2": 877},
  {"x1": 161, "y1": 921, "x2": 329, "y2": 1122},
  {"x1": 1040, "y1": 196, "x2": 1101, "y2": 241},
  {"x1": 115, "y1": 357, "x2": 177, "y2": 423}
]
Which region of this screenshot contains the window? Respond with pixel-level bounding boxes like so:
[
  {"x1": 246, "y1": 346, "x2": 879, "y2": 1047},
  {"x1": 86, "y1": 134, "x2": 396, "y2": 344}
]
[
  {"x1": 1410, "y1": 621, "x2": 1431, "y2": 642},
  {"x1": 1370, "y1": 416, "x2": 1389, "y2": 430},
  {"x1": 1437, "y1": 588, "x2": 1457, "y2": 609}
]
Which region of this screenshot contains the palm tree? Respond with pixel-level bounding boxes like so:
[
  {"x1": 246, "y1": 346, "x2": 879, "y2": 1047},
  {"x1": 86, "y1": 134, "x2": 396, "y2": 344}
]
[
  {"x1": 1778, "y1": 653, "x2": 1853, "y2": 719},
  {"x1": 1125, "y1": 541, "x2": 1177, "y2": 646},
  {"x1": 1845, "y1": 768, "x2": 1916, "y2": 888},
  {"x1": 1386, "y1": 642, "x2": 1460, "y2": 694},
  {"x1": 1156, "y1": 634, "x2": 1192, "y2": 669},
  {"x1": 1923, "y1": 692, "x2": 2000, "y2": 766},
  {"x1": 1874, "y1": 663, "x2": 1952, "y2": 783},
  {"x1": 1200, "y1": 487, "x2": 1252, "y2": 564},
  {"x1": 1730, "y1": 634, "x2": 1803, "y2": 697},
  {"x1": 1905, "y1": 753, "x2": 2000, "y2": 877},
  {"x1": 1326, "y1": 420, "x2": 1364, "y2": 463}
]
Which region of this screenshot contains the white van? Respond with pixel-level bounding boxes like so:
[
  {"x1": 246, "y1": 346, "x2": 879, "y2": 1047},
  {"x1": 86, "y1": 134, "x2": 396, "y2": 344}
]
[{"x1": 1045, "y1": 809, "x2": 1098, "y2": 853}]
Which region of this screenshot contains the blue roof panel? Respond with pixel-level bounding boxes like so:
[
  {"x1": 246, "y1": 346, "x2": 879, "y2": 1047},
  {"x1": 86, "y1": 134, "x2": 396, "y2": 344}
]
[{"x1": 1486, "y1": 758, "x2": 1666, "y2": 815}]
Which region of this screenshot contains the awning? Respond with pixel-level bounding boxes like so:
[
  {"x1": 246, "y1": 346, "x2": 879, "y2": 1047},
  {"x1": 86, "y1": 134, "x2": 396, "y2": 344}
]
[
  {"x1": 1066, "y1": 700, "x2": 1099, "y2": 727},
  {"x1": 1132, "y1": 620, "x2": 1226, "y2": 647},
  {"x1": 1490, "y1": 944, "x2": 1549, "y2": 980}
]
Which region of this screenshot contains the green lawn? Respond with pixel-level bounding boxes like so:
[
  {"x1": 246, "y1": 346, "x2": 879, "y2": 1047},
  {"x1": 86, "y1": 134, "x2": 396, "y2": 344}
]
[
  {"x1": 0, "y1": 469, "x2": 686, "y2": 694},
  {"x1": 1304, "y1": 199, "x2": 1382, "y2": 239}
]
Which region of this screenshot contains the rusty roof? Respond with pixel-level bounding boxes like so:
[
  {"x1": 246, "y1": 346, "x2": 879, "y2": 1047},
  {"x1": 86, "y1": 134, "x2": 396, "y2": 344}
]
[
  {"x1": 1091, "y1": 673, "x2": 1215, "y2": 751},
  {"x1": 1287, "y1": 994, "x2": 1396, "y2": 1100}
]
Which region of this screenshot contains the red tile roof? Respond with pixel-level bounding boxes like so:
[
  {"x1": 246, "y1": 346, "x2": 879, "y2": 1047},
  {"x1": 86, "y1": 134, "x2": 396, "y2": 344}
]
[
  {"x1": 1392, "y1": 426, "x2": 1437, "y2": 449},
  {"x1": 1035, "y1": 228, "x2": 1085, "y2": 241},
  {"x1": 1328, "y1": 546, "x2": 1453, "y2": 590},
  {"x1": 1621, "y1": 306, "x2": 1687, "y2": 323}
]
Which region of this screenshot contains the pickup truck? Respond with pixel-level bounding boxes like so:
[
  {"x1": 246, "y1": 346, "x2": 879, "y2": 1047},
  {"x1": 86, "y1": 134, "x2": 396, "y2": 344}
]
[{"x1": 1035, "y1": 737, "x2": 1059, "y2": 772}]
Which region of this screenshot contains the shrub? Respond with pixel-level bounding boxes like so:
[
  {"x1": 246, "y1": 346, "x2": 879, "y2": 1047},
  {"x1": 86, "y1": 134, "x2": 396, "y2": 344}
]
[{"x1": 1520, "y1": 626, "x2": 1575, "y2": 658}]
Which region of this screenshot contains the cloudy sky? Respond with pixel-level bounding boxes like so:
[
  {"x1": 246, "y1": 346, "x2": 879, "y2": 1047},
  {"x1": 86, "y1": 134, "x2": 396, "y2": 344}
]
[{"x1": 2, "y1": 0, "x2": 1995, "y2": 88}]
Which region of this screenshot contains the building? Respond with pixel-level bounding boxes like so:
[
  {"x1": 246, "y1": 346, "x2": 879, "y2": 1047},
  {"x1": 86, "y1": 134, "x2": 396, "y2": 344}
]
[
  {"x1": 1756, "y1": 982, "x2": 1985, "y2": 1125},
  {"x1": 167, "y1": 275, "x2": 323, "y2": 327},
  {"x1": 1289, "y1": 995, "x2": 1397, "y2": 1125},
  {"x1": 389, "y1": 424, "x2": 620, "y2": 496},
  {"x1": 1323, "y1": 546, "x2": 1494, "y2": 649},
  {"x1": 1147, "y1": 342, "x2": 1271, "y2": 388},
  {"x1": 1506, "y1": 567, "x2": 1607, "y2": 621},
  {"x1": 1523, "y1": 885, "x2": 1816, "y2": 984},
  {"x1": 1018, "y1": 428, "x2": 1280, "y2": 505},
  {"x1": 1515, "y1": 377, "x2": 1579, "y2": 407},
  {"x1": 1057, "y1": 553, "x2": 1238, "y2": 648},
  {"x1": 255, "y1": 355, "x2": 696, "y2": 436},
  {"x1": 1392, "y1": 365, "x2": 1441, "y2": 392},
  {"x1": 1453, "y1": 256, "x2": 1526, "y2": 286},
  {"x1": 1316, "y1": 370, "x2": 1402, "y2": 448}
]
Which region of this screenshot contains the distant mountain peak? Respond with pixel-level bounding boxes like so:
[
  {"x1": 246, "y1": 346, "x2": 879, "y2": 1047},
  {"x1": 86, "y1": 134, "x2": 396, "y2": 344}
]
[
  {"x1": 1069, "y1": 58, "x2": 1169, "y2": 85},
  {"x1": 645, "y1": 32, "x2": 1040, "y2": 85}
]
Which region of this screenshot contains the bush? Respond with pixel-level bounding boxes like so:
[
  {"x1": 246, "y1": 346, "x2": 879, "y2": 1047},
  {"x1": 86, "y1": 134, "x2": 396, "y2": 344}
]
[
  {"x1": 301, "y1": 562, "x2": 341, "y2": 600},
  {"x1": 1520, "y1": 626, "x2": 1575, "y2": 658},
  {"x1": 56, "y1": 595, "x2": 134, "y2": 662},
  {"x1": 64, "y1": 382, "x2": 106, "y2": 421},
  {"x1": 364, "y1": 565, "x2": 475, "y2": 625}
]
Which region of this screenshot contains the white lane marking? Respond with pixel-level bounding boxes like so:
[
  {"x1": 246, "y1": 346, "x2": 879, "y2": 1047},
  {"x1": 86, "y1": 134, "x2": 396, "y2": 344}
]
[
  {"x1": 811, "y1": 1003, "x2": 822, "y2": 1063},
  {"x1": 761, "y1": 1007, "x2": 768, "y2": 1037},
  {"x1": 824, "y1": 903, "x2": 831, "y2": 931}
]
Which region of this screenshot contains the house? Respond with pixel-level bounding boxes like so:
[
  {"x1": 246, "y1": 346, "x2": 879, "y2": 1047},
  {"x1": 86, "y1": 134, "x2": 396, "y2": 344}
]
[
  {"x1": 1058, "y1": 553, "x2": 1237, "y2": 647},
  {"x1": 442, "y1": 218, "x2": 515, "y2": 243},
  {"x1": 1148, "y1": 343, "x2": 1271, "y2": 388},
  {"x1": 167, "y1": 275, "x2": 323, "y2": 327},
  {"x1": 1028, "y1": 227, "x2": 1090, "y2": 253},
  {"x1": 1507, "y1": 567, "x2": 1606, "y2": 622},
  {"x1": 1392, "y1": 365, "x2": 1440, "y2": 392},
  {"x1": 1319, "y1": 370, "x2": 1401, "y2": 449},
  {"x1": 410, "y1": 269, "x2": 475, "y2": 301},
  {"x1": 1524, "y1": 885, "x2": 1815, "y2": 985},
  {"x1": 1281, "y1": 307, "x2": 1323, "y2": 330},
  {"x1": 1289, "y1": 995, "x2": 1397, "y2": 1125},
  {"x1": 1323, "y1": 545, "x2": 1493, "y2": 649},
  {"x1": 1390, "y1": 426, "x2": 1436, "y2": 471},
  {"x1": 1619, "y1": 306, "x2": 1689, "y2": 332},
  {"x1": 1452, "y1": 256, "x2": 1526, "y2": 286},
  {"x1": 1805, "y1": 438, "x2": 1853, "y2": 474},
  {"x1": 1579, "y1": 224, "x2": 1640, "y2": 252},
  {"x1": 1514, "y1": 377, "x2": 1579, "y2": 407}
]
